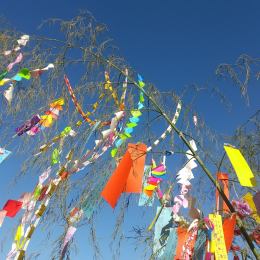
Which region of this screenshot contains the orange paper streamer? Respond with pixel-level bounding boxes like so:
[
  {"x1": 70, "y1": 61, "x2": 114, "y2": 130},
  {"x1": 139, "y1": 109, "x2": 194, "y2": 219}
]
[
  {"x1": 223, "y1": 214, "x2": 236, "y2": 252},
  {"x1": 124, "y1": 144, "x2": 147, "y2": 193},
  {"x1": 101, "y1": 151, "x2": 133, "y2": 208},
  {"x1": 175, "y1": 227, "x2": 196, "y2": 260},
  {"x1": 216, "y1": 172, "x2": 229, "y2": 214}
]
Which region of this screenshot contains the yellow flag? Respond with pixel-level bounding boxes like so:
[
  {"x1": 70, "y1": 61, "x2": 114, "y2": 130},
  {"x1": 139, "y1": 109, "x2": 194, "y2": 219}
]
[
  {"x1": 224, "y1": 146, "x2": 258, "y2": 187},
  {"x1": 209, "y1": 214, "x2": 228, "y2": 260},
  {"x1": 243, "y1": 192, "x2": 260, "y2": 224}
]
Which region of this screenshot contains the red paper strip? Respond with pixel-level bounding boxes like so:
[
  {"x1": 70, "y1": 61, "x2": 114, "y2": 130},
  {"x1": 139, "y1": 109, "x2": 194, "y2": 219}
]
[
  {"x1": 3, "y1": 200, "x2": 23, "y2": 218},
  {"x1": 216, "y1": 172, "x2": 229, "y2": 214},
  {"x1": 223, "y1": 214, "x2": 236, "y2": 252},
  {"x1": 101, "y1": 151, "x2": 133, "y2": 208},
  {"x1": 38, "y1": 186, "x2": 48, "y2": 201},
  {"x1": 124, "y1": 144, "x2": 147, "y2": 193}
]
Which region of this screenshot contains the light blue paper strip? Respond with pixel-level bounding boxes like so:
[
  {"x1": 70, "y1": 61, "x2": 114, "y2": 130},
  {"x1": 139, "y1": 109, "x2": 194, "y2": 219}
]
[
  {"x1": 153, "y1": 207, "x2": 173, "y2": 258},
  {"x1": 137, "y1": 102, "x2": 144, "y2": 109},
  {"x1": 138, "y1": 165, "x2": 155, "y2": 206},
  {"x1": 130, "y1": 117, "x2": 140, "y2": 123},
  {"x1": 161, "y1": 228, "x2": 178, "y2": 260},
  {"x1": 0, "y1": 149, "x2": 11, "y2": 164},
  {"x1": 79, "y1": 121, "x2": 101, "y2": 158},
  {"x1": 115, "y1": 139, "x2": 124, "y2": 148},
  {"x1": 192, "y1": 230, "x2": 207, "y2": 260},
  {"x1": 81, "y1": 158, "x2": 116, "y2": 218},
  {"x1": 125, "y1": 127, "x2": 133, "y2": 134},
  {"x1": 11, "y1": 74, "x2": 22, "y2": 81}
]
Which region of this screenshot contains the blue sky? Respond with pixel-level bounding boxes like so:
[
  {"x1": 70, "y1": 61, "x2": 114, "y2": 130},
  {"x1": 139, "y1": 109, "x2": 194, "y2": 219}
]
[{"x1": 0, "y1": 1, "x2": 260, "y2": 259}]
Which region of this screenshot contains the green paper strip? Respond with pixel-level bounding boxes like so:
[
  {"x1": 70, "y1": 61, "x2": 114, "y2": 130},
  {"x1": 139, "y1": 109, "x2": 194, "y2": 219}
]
[
  {"x1": 111, "y1": 148, "x2": 118, "y2": 157},
  {"x1": 18, "y1": 68, "x2": 31, "y2": 79},
  {"x1": 140, "y1": 94, "x2": 144, "y2": 102},
  {"x1": 51, "y1": 149, "x2": 59, "y2": 165},
  {"x1": 119, "y1": 133, "x2": 131, "y2": 140},
  {"x1": 131, "y1": 110, "x2": 142, "y2": 118},
  {"x1": 0, "y1": 70, "x2": 8, "y2": 80},
  {"x1": 127, "y1": 123, "x2": 137, "y2": 128},
  {"x1": 139, "y1": 81, "x2": 145, "y2": 88},
  {"x1": 60, "y1": 126, "x2": 71, "y2": 137}
]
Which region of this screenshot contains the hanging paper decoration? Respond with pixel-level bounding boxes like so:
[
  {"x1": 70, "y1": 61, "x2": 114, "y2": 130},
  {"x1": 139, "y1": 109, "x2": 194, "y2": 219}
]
[
  {"x1": 105, "y1": 71, "x2": 120, "y2": 106},
  {"x1": 172, "y1": 139, "x2": 200, "y2": 219},
  {"x1": 161, "y1": 228, "x2": 178, "y2": 260},
  {"x1": 0, "y1": 210, "x2": 7, "y2": 227},
  {"x1": 15, "y1": 115, "x2": 41, "y2": 136},
  {"x1": 51, "y1": 149, "x2": 59, "y2": 166},
  {"x1": 216, "y1": 172, "x2": 229, "y2": 215},
  {"x1": 153, "y1": 207, "x2": 173, "y2": 258},
  {"x1": 0, "y1": 149, "x2": 11, "y2": 164},
  {"x1": 192, "y1": 229, "x2": 207, "y2": 260},
  {"x1": 61, "y1": 226, "x2": 77, "y2": 259},
  {"x1": 65, "y1": 75, "x2": 106, "y2": 124},
  {"x1": 253, "y1": 192, "x2": 260, "y2": 216},
  {"x1": 223, "y1": 215, "x2": 236, "y2": 253},
  {"x1": 81, "y1": 158, "x2": 117, "y2": 218},
  {"x1": 26, "y1": 98, "x2": 65, "y2": 137},
  {"x1": 174, "y1": 227, "x2": 196, "y2": 260},
  {"x1": 138, "y1": 165, "x2": 155, "y2": 206},
  {"x1": 0, "y1": 70, "x2": 8, "y2": 80},
  {"x1": 2, "y1": 200, "x2": 23, "y2": 218},
  {"x1": 4, "y1": 35, "x2": 29, "y2": 56},
  {"x1": 143, "y1": 159, "x2": 165, "y2": 204},
  {"x1": 102, "y1": 144, "x2": 147, "y2": 208},
  {"x1": 181, "y1": 219, "x2": 198, "y2": 260},
  {"x1": 120, "y1": 68, "x2": 128, "y2": 110},
  {"x1": 4, "y1": 83, "x2": 14, "y2": 102},
  {"x1": 193, "y1": 115, "x2": 198, "y2": 126},
  {"x1": 30, "y1": 64, "x2": 54, "y2": 78},
  {"x1": 111, "y1": 74, "x2": 145, "y2": 157},
  {"x1": 7, "y1": 53, "x2": 23, "y2": 71},
  {"x1": 146, "y1": 100, "x2": 182, "y2": 152},
  {"x1": 208, "y1": 214, "x2": 228, "y2": 260},
  {"x1": 243, "y1": 192, "x2": 260, "y2": 224},
  {"x1": 18, "y1": 193, "x2": 33, "y2": 210},
  {"x1": 232, "y1": 198, "x2": 253, "y2": 219},
  {"x1": 224, "y1": 145, "x2": 258, "y2": 187}
]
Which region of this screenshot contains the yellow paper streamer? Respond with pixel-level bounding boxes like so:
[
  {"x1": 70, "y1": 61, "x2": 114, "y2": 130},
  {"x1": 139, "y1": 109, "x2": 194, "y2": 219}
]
[
  {"x1": 224, "y1": 146, "x2": 258, "y2": 187},
  {"x1": 243, "y1": 192, "x2": 260, "y2": 224},
  {"x1": 209, "y1": 214, "x2": 228, "y2": 260}
]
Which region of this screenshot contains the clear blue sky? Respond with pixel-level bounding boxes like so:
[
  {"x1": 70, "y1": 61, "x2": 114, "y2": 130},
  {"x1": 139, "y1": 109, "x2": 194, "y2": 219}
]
[{"x1": 0, "y1": 1, "x2": 260, "y2": 259}]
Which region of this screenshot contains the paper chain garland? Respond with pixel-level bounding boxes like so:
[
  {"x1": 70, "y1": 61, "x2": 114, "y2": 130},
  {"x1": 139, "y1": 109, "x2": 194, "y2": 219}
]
[
  {"x1": 65, "y1": 75, "x2": 107, "y2": 125},
  {"x1": 146, "y1": 100, "x2": 182, "y2": 152},
  {"x1": 4, "y1": 35, "x2": 29, "y2": 56},
  {"x1": 110, "y1": 74, "x2": 145, "y2": 157},
  {"x1": 104, "y1": 71, "x2": 120, "y2": 106}
]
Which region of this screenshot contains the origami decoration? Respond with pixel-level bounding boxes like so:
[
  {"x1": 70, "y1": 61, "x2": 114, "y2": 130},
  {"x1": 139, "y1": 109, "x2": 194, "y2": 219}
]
[
  {"x1": 119, "y1": 68, "x2": 128, "y2": 110},
  {"x1": 105, "y1": 71, "x2": 120, "y2": 106},
  {"x1": 232, "y1": 198, "x2": 253, "y2": 218}
]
